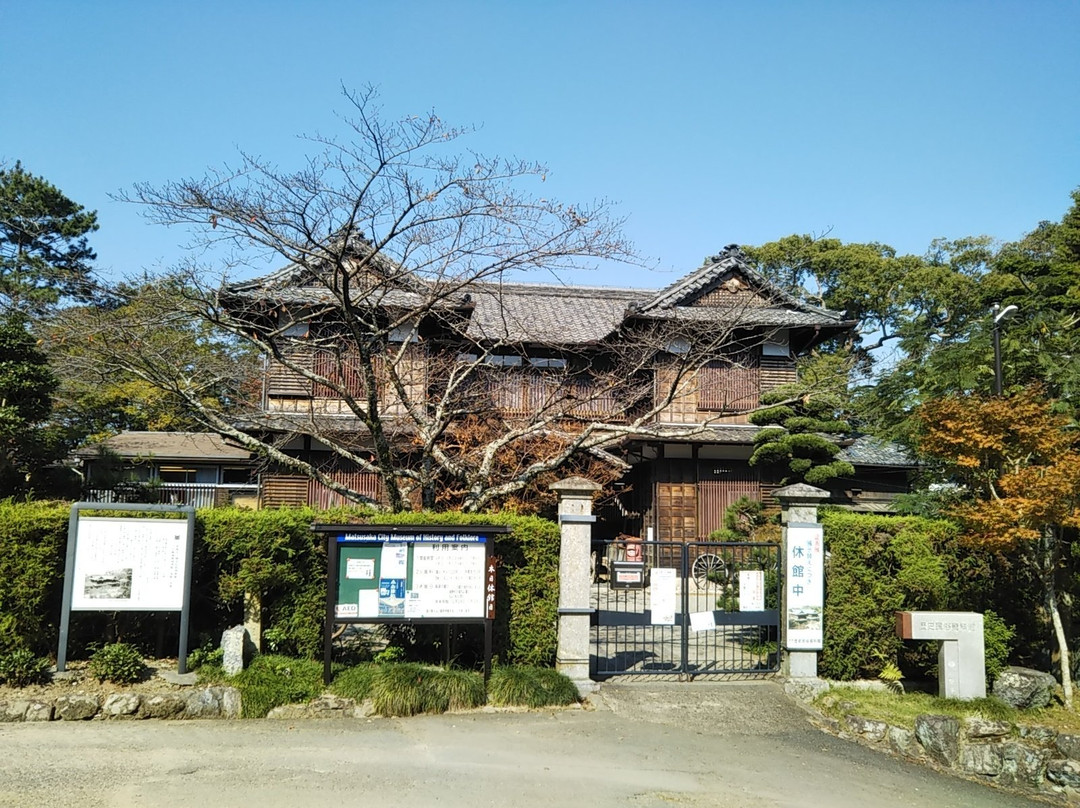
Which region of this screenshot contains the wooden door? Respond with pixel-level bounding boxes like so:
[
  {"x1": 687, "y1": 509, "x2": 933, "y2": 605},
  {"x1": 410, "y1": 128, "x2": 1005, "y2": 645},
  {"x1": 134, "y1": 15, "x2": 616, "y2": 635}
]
[{"x1": 656, "y1": 482, "x2": 698, "y2": 542}]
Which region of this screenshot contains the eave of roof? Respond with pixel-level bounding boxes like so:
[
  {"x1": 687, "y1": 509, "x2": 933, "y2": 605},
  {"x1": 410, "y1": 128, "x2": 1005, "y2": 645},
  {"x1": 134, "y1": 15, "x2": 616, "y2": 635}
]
[{"x1": 76, "y1": 432, "x2": 254, "y2": 463}]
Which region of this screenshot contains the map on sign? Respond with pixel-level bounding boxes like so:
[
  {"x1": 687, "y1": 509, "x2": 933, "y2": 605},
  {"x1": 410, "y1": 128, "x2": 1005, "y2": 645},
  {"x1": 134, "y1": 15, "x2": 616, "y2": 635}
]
[{"x1": 71, "y1": 517, "x2": 188, "y2": 611}]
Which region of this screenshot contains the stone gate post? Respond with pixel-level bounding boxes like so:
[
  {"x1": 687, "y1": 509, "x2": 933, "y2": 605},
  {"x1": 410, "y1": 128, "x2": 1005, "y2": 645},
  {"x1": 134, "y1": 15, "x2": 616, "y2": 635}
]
[
  {"x1": 550, "y1": 476, "x2": 601, "y2": 694},
  {"x1": 774, "y1": 482, "x2": 830, "y2": 681}
]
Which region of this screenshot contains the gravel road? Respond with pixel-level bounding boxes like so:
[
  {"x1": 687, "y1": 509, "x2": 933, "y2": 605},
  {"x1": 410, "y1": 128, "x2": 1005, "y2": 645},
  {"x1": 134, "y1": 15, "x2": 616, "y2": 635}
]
[{"x1": 0, "y1": 681, "x2": 1048, "y2": 807}]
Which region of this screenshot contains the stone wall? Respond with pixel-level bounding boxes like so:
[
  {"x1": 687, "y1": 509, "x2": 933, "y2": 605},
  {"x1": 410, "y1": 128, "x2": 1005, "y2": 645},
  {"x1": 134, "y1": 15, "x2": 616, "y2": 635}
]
[
  {"x1": 0, "y1": 686, "x2": 241, "y2": 722},
  {"x1": 820, "y1": 704, "x2": 1080, "y2": 799}
]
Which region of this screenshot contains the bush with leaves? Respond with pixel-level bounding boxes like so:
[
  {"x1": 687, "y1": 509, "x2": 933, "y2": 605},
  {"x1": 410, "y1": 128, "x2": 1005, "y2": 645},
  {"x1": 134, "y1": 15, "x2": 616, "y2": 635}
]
[
  {"x1": 232, "y1": 654, "x2": 326, "y2": 718},
  {"x1": 88, "y1": 642, "x2": 146, "y2": 684},
  {"x1": 487, "y1": 665, "x2": 579, "y2": 707},
  {"x1": 0, "y1": 647, "x2": 51, "y2": 687}
]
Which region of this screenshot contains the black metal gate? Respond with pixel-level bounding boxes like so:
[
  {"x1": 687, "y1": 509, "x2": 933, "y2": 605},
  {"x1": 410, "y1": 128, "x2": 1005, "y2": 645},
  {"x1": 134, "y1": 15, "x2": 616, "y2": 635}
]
[{"x1": 590, "y1": 539, "x2": 781, "y2": 678}]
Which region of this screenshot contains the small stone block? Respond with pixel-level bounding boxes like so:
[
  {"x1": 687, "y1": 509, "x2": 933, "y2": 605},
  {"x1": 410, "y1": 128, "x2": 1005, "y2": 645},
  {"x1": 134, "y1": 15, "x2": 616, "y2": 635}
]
[
  {"x1": 24, "y1": 701, "x2": 53, "y2": 722},
  {"x1": 102, "y1": 693, "x2": 141, "y2": 717},
  {"x1": 221, "y1": 625, "x2": 252, "y2": 676},
  {"x1": 55, "y1": 694, "x2": 101, "y2": 721},
  {"x1": 961, "y1": 743, "x2": 1004, "y2": 776}
]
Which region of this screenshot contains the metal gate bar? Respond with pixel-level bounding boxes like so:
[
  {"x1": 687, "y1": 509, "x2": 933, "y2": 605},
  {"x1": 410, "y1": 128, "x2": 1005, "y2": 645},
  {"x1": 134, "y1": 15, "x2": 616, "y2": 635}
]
[{"x1": 590, "y1": 539, "x2": 781, "y2": 678}]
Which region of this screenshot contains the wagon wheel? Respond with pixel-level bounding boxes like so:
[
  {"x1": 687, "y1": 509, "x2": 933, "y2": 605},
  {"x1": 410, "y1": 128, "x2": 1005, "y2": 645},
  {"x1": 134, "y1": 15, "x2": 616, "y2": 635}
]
[{"x1": 692, "y1": 553, "x2": 727, "y2": 588}]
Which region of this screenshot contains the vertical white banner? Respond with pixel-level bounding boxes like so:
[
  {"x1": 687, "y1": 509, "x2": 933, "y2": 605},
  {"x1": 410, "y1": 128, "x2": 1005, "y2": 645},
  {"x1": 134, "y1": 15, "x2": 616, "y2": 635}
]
[
  {"x1": 785, "y1": 523, "x2": 824, "y2": 650},
  {"x1": 739, "y1": 570, "x2": 765, "y2": 612},
  {"x1": 649, "y1": 567, "x2": 677, "y2": 625}
]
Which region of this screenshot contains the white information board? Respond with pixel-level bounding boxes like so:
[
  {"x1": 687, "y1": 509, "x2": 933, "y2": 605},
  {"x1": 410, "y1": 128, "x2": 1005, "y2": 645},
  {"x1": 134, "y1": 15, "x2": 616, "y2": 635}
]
[
  {"x1": 71, "y1": 517, "x2": 188, "y2": 611},
  {"x1": 785, "y1": 523, "x2": 824, "y2": 649},
  {"x1": 405, "y1": 543, "x2": 486, "y2": 618}
]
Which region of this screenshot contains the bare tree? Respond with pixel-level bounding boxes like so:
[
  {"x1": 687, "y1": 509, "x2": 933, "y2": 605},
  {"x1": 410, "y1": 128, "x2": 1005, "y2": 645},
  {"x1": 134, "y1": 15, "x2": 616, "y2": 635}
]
[{"x1": 66, "y1": 89, "x2": 821, "y2": 512}]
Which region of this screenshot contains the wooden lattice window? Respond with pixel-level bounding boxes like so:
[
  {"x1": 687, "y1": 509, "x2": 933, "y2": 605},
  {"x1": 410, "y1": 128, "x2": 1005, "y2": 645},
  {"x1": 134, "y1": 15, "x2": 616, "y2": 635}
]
[
  {"x1": 697, "y1": 350, "x2": 760, "y2": 412},
  {"x1": 312, "y1": 350, "x2": 381, "y2": 398}
]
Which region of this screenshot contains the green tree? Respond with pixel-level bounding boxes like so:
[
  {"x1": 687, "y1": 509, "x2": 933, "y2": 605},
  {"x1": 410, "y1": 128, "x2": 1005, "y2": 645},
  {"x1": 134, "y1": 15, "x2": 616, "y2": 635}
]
[
  {"x1": 46, "y1": 279, "x2": 260, "y2": 445},
  {"x1": 0, "y1": 162, "x2": 99, "y2": 316},
  {"x1": 748, "y1": 353, "x2": 855, "y2": 486},
  {"x1": 0, "y1": 313, "x2": 62, "y2": 492}
]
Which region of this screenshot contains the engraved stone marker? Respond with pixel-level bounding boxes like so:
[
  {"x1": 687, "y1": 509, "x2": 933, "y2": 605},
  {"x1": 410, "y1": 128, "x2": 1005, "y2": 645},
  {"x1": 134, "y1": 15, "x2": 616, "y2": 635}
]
[{"x1": 896, "y1": 611, "x2": 985, "y2": 700}]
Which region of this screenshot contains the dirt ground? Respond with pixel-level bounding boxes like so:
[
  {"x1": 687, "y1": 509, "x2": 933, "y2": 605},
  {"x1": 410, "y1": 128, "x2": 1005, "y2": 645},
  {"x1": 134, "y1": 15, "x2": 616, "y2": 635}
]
[{"x1": 0, "y1": 659, "x2": 192, "y2": 703}]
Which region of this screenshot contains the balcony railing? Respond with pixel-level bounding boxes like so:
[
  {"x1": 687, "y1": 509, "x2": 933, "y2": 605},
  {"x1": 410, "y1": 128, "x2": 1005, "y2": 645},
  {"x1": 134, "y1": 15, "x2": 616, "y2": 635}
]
[{"x1": 84, "y1": 483, "x2": 261, "y2": 509}]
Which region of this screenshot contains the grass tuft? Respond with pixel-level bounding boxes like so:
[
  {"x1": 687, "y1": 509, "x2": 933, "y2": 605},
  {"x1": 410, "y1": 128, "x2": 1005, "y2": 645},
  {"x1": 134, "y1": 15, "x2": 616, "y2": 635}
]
[
  {"x1": 488, "y1": 666, "x2": 579, "y2": 708},
  {"x1": 329, "y1": 664, "x2": 378, "y2": 702},
  {"x1": 232, "y1": 654, "x2": 324, "y2": 718}
]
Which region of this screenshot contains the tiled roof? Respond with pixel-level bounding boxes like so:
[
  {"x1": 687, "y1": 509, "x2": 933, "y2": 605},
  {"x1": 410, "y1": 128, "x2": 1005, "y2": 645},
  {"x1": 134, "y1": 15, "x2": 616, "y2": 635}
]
[
  {"x1": 636, "y1": 245, "x2": 840, "y2": 320},
  {"x1": 838, "y1": 436, "x2": 917, "y2": 468},
  {"x1": 633, "y1": 306, "x2": 847, "y2": 328},
  {"x1": 223, "y1": 243, "x2": 852, "y2": 345},
  {"x1": 76, "y1": 432, "x2": 254, "y2": 462},
  {"x1": 462, "y1": 283, "x2": 647, "y2": 344}
]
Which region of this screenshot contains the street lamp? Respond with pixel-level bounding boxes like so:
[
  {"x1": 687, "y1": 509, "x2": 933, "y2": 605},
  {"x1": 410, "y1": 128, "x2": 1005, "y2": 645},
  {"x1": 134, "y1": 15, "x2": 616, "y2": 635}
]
[{"x1": 992, "y1": 303, "x2": 1018, "y2": 395}]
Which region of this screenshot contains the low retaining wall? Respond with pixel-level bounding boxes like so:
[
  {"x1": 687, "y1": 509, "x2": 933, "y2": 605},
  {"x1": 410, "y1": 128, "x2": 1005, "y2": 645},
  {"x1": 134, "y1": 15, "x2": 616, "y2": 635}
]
[
  {"x1": 0, "y1": 687, "x2": 242, "y2": 721},
  {"x1": 819, "y1": 706, "x2": 1080, "y2": 799}
]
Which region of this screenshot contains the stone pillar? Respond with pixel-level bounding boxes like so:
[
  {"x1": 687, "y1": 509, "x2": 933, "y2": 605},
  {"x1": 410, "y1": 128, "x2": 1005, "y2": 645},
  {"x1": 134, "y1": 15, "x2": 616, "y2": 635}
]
[
  {"x1": 774, "y1": 482, "x2": 830, "y2": 680},
  {"x1": 550, "y1": 476, "x2": 601, "y2": 694}
]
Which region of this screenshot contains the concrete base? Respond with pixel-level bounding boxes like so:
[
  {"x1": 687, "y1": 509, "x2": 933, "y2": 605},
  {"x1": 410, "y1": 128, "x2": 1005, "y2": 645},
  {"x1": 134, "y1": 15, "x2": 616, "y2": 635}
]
[{"x1": 785, "y1": 650, "x2": 819, "y2": 678}]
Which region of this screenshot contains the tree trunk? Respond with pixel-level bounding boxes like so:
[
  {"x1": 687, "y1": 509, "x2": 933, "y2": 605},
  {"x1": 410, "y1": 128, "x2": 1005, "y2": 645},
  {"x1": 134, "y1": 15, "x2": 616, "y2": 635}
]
[
  {"x1": 1044, "y1": 528, "x2": 1073, "y2": 709},
  {"x1": 244, "y1": 590, "x2": 262, "y2": 653}
]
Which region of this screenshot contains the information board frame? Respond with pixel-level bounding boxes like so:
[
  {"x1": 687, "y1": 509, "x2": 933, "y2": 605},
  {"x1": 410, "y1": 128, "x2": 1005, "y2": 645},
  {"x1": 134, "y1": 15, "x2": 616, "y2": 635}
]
[
  {"x1": 317, "y1": 524, "x2": 510, "y2": 685},
  {"x1": 58, "y1": 502, "x2": 196, "y2": 673}
]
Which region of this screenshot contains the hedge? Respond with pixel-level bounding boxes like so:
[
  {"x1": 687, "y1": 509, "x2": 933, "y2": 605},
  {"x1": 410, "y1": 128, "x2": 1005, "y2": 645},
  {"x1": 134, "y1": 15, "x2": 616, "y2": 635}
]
[
  {"x1": 819, "y1": 510, "x2": 1014, "y2": 682},
  {"x1": 0, "y1": 500, "x2": 68, "y2": 654},
  {"x1": 0, "y1": 502, "x2": 559, "y2": 667}
]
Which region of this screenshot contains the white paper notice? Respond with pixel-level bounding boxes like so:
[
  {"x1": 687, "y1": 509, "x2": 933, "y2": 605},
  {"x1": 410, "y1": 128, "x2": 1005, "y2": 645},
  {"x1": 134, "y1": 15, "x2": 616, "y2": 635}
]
[
  {"x1": 407, "y1": 543, "x2": 486, "y2": 618},
  {"x1": 690, "y1": 611, "x2": 717, "y2": 632},
  {"x1": 357, "y1": 589, "x2": 380, "y2": 618},
  {"x1": 335, "y1": 603, "x2": 359, "y2": 618},
  {"x1": 380, "y1": 543, "x2": 408, "y2": 578},
  {"x1": 346, "y1": 557, "x2": 375, "y2": 580},
  {"x1": 650, "y1": 567, "x2": 677, "y2": 625},
  {"x1": 739, "y1": 570, "x2": 765, "y2": 612}
]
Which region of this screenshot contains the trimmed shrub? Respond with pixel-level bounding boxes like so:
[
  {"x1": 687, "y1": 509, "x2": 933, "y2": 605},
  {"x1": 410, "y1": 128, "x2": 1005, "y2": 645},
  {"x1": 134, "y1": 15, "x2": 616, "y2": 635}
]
[
  {"x1": 88, "y1": 642, "x2": 146, "y2": 684},
  {"x1": 0, "y1": 502, "x2": 559, "y2": 670},
  {"x1": 439, "y1": 667, "x2": 487, "y2": 711},
  {"x1": 0, "y1": 500, "x2": 67, "y2": 654},
  {"x1": 364, "y1": 663, "x2": 487, "y2": 716},
  {"x1": 329, "y1": 663, "x2": 378, "y2": 702},
  {"x1": 820, "y1": 511, "x2": 954, "y2": 681},
  {"x1": 370, "y1": 662, "x2": 448, "y2": 716}
]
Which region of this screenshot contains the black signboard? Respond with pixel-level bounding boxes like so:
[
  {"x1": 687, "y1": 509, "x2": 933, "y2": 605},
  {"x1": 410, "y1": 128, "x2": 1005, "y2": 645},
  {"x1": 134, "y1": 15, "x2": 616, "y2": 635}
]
[{"x1": 316, "y1": 524, "x2": 510, "y2": 684}]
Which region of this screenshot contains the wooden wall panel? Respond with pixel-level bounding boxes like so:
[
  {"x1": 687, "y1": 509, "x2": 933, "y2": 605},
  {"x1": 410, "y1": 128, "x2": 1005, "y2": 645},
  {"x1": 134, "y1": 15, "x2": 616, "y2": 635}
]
[
  {"x1": 697, "y1": 477, "x2": 762, "y2": 536},
  {"x1": 760, "y1": 355, "x2": 797, "y2": 392},
  {"x1": 260, "y1": 475, "x2": 309, "y2": 508},
  {"x1": 308, "y1": 470, "x2": 382, "y2": 509}
]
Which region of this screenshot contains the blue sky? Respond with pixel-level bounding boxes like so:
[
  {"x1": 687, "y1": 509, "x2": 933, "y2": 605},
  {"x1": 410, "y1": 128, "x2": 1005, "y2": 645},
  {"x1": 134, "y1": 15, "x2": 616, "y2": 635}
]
[{"x1": 3, "y1": 1, "x2": 1078, "y2": 289}]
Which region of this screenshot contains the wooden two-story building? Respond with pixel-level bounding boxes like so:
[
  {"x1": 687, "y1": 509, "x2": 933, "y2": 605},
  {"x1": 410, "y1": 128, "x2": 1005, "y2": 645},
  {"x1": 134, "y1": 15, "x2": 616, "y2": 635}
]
[{"x1": 215, "y1": 244, "x2": 910, "y2": 537}]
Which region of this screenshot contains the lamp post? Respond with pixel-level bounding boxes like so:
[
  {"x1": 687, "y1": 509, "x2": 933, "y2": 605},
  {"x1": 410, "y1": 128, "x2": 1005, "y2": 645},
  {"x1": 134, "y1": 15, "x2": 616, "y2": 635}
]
[{"x1": 992, "y1": 303, "x2": 1018, "y2": 396}]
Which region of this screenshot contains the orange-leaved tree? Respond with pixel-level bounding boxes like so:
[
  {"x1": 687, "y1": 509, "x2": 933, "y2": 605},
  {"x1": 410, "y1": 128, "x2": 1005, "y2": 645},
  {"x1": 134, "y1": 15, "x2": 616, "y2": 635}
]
[{"x1": 918, "y1": 388, "x2": 1079, "y2": 708}]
